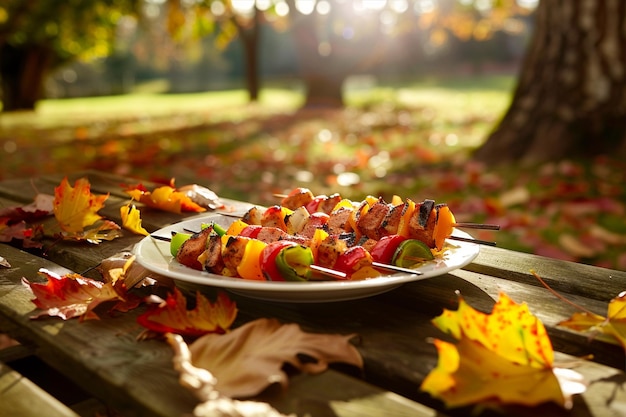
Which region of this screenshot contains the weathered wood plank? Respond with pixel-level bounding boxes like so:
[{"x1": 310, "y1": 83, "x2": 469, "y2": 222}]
[{"x1": 0, "y1": 362, "x2": 81, "y2": 417}]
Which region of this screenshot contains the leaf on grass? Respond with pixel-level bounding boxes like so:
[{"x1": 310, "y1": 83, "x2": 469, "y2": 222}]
[
  {"x1": 187, "y1": 317, "x2": 363, "y2": 398},
  {"x1": 23, "y1": 268, "x2": 134, "y2": 321},
  {"x1": 120, "y1": 204, "x2": 149, "y2": 236},
  {"x1": 559, "y1": 291, "x2": 626, "y2": 350},
  {"x1": 421, "y1": 292, "x2": 586, "y2": 409},
  {"x1": 125, "y1": 180, "x2": 206, "y2": 213},
  {"x1": 53, "y1": 177, "x2": 109, "y2": 233},
  {"x1": 137, "y1": 288, "x2": 237, "y2": 337}
]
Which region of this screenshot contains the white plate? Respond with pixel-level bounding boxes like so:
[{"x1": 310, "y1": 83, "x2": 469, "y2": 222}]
[{"x1": 134, "y1": 213, "x2": 480, "y2": 302}]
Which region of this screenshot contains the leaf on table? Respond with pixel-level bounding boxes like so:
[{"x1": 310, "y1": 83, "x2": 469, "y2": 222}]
[
  {"x1": 120, "y1": 203, "x2": 149, "y2": 236},
  {"x1": 137, "y1": 288, "x2": 237, "y2": 337},
  {"x1": 187, "y1": 317, "x2": 363, "y2": 398},
  {"x1": 421, "y1": 292, "x2": 586, "y2": 409},
  {"x1": 559, "y1": 291, "x2": 626, "y2": 350},
  {"x1": 23, "y1": 268, "x2": 138, "y2": 321},
  {"x1": 178, "y1": 184, "x2": 225, "y2": 210},
  {"x1": 0, "y1": 218, "x2": 43, "y2": 248},
  {"x1": 166, "y1": 333, "x2": 292, "y2": 417},
  {"x1": 99, "y1": 251, "x2": 173, "y2": 289},
  {"x1": 0, "y1": 193, "x2": 54, "y2": 221},
  {"x1": 0, "y1": 256, "x2": 10, "y2": 268},
  {"x1": 124, "y1": 180, "x2": 206, "y2": 213},
  {"x1": 60, "y1": 219, "x2": 123, "y2": 244},
  {"x1": 53, "y1": 177, "x2": 109, "y2": 233}
]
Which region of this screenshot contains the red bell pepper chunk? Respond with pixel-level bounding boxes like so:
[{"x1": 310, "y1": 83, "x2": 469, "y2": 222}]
[
  {"x1": 260, "y1": 240, "x2": 298, "y2": 281},
  {"x1": 239, "y1": 225, "x2": 262, "y2": 239},
  {"x1": 305, "y1": 195, "x2": 327, "y2": 213},
  {"x1": 333, "y1": 246, "x2": 372, "y2": 278},
  {"x1": 370, "y1": 235, "x2": 407, "y2": 264}
]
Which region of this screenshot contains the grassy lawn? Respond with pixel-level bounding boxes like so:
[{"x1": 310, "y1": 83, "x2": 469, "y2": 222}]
[{"x1": 1, "y1": 74, "x2": 625, "y2": 271}]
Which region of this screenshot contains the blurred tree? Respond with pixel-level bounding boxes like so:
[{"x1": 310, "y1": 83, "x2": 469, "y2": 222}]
[
  {"x1": 475, "y1": 0, "x2": 626, "y2": 163},
  {"x1": 0, "y1": 0, "x2": 141, "y2": 111}
]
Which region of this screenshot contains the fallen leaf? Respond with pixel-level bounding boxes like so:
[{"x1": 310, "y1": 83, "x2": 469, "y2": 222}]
[
  {"x1": 421, "y1": 292, "x2": 585, "y2": 409},
  {"x1": 137, "y1": 288, "x2": 237, "y2": 337},
  {"x1": 559, "y1": 291, "x2": 626, "y2": 350},
  {"x1": 53, "y1": 177, "x2": 109, "y2": 233},
  {"x1": 99, "y1": 251, "x2": 173, "y2": 288},
  {"x1": 187, "y1": 317, "x2": 363, "y2": 398},
  {"x1": 0, "y1": 193, "x2": 54, "y2": 221},
  {"x1": 166, "y1": 333, "x2": 291, "y2": 417},
  {"x1": 125, "y1": 181, "x2": 206, "y2": 213},
  {"x1": 60, "y1": 219, "x2": 123, "y2": 244},
  {"x1": 23, "y1": 268, "x2": 133, "y2": 321},
  {"x1": 0, "y1": 256, "x2": 10, "y2": 268},
  {"x1": 120, "y1": 204, "x2": 149, "y2": 236}
]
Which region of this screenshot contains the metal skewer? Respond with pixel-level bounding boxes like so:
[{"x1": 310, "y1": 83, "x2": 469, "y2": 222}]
[
  {"x1": 453, "y1": 222, "x2": 500, "y2": 230},
  {"x1": 373, "y1": 262, "x2": 423, "y2": 275}
]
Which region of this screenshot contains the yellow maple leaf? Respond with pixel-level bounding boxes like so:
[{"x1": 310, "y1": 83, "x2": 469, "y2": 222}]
[
  {"x1": 120, "y1": 204, "x2": 149, "y2": 236},
  {"x1": 421, "y1": 292, "x2": 586, "y2": 409},
  {"x1": 53, "y1": 177, "x2": 108, "y2": 233},
  {"x1": 559, "y1": 291, "x2": 626, "y2": 350}
]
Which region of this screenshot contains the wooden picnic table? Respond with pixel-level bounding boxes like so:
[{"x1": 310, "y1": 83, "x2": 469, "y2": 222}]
[{"x1": 0, "y1": 170, "x2": 625, "y2": 417}]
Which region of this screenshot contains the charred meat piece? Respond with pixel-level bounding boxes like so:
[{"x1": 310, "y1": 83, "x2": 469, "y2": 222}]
[
  {"x1": 280, "y1": 188, "x2": 315, "y2": 210},
  {"x1": 175, "y1": 227, "x2": 213, "y2": 271},
  {"x1": 199, "y1": 234, "x2": 226, "y2": 274},
  {"x1": 357, "y1": 198, "x2": 391, "y2": 241},
  {"x1": 318, "y1": 193, "x2": 343, "y2": 214},
  {"x1": 316, "y1": 234, "x2": 349, "y2": 268},
  {"x1": 242, "y1": 206, "x2": 263, "y2": 225},
  {"x1": 327, "y1": 207, "x2": 353, "y2": 235}
]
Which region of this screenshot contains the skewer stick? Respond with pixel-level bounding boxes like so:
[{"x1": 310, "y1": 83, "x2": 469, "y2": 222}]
[
  {"x1": 448, "y1": 235, "x2": 496, "y2": 246},
  {"x1": 310, "y1": 265, "x2": 347, "y2": 279},
  {"x1": 373, "y1": 262, "x2": 423, "y2": 275},
  {"x1": 453, "y1": 223, "x2": 500, "y2": 230}
]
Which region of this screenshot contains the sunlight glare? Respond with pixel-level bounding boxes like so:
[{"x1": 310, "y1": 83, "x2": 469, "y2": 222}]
[
  {"x1": 414, "y1": 0, "x2": 435, "y2": 14},
  {"x1": 295, "y1": 0, "x2": 315, "y2": 15},
  {"x1": 232, "y1": 0, "x2": 255, "y2": 15},
  {"x1": 389, "y1": 0, "x2": 408, "y2": 13},
  {"x1": 256, "y1": 0, "x2": 272, "y2": 11},
  {"x1": 517, "y1": 0, "x2": 539, "y2": 9},
  {"x1": 316, "y1": 1, "x2": 331, "y2": 15},
  {"x1": 337, "y1": 172, "x2": 361, "y2": 187},
  {"x1": 361, "y1": 0, "x2": 386, "y2": 11},
  {"x1": 210, "y1": 1, "x2": 225, "y2": 16},
  {"x1": 275, "y1": 0, "x2": 290, "y2": 16}
]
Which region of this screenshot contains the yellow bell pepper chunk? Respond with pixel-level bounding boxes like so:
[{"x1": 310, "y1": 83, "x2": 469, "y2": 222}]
[
  {"x1": 237, "y1": 239, "x2": 267, "y2": 280},
  {"x1": 226, "y1": 219, "x2": 249, "y2": 236}
]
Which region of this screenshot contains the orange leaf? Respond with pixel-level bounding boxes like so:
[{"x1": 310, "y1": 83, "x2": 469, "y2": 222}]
[
  {"x1": 559, "y1": 291, "x2": 626, "y2": 350},
  {"x1": 125, "y1": 182, "x2": 206, "y2": 214},
  {"x1": 137, "y1": 289, "x2": 237, "y2": 337},
  {"x1": 53, "y1": 177, "x2": 109, "y2": 233},
  {"x1": 421, "y1": 292, "x2": 586, "y2": 409},
  {"x1": 120, "y1": 204, "x2": 149, "y2": 236},
  {"x1": 23, "y1": 268, "x2": 132, "y2": 321},
  {"x1": 185, "y1": 318, "x2": 363, "y2": 398}
]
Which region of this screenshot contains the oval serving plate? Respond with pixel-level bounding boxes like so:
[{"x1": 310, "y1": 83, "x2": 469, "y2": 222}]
[{"x1": 133, "y1": 213, "x2": 479, "y2": 303}]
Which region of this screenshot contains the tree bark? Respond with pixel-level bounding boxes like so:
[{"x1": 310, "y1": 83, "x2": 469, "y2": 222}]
[
  {"x1": 0, "y1": 43, "x2": 53, "y2": 111},
  {"x1": 474, "y1": 0, "x2": 626, "y2": 165}
]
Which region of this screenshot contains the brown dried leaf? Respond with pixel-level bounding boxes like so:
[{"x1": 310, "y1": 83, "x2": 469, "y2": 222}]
[{"x1": 188, "y1": 318, "x2": 363, "y2": 398}]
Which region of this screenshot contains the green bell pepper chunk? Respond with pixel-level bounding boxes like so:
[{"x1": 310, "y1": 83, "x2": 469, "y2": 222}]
[{"x1": 275, "y1": 245, "x2": 314, "y2": 282}]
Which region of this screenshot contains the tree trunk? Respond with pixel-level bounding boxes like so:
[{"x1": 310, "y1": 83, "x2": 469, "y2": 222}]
[
  {"x1": 474, "y1": 0, "x2": 626, "y2": 165},
  {"x1": 0, "y1": 43, "x2": 53, "y2": 112},
  {"x1": 240, "y1": 8, "x2": 260, "y2": 102}
]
